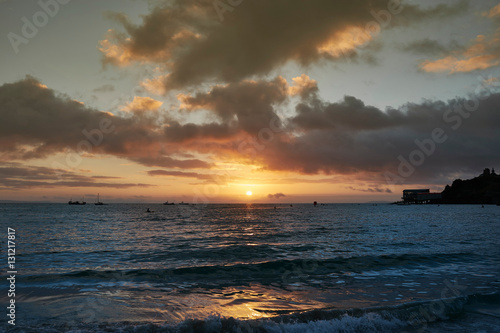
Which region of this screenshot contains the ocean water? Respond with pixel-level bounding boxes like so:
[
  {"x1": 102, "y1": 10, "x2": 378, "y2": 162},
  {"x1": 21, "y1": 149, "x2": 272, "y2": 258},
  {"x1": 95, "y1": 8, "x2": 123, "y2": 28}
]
[{"x1": 0, "y1": 203, "x2": 499, "y2": 332}]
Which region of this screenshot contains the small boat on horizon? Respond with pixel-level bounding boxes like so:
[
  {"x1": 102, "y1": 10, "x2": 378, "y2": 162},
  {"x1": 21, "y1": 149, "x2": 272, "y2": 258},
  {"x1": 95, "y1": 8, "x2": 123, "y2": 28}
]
[
  {"x1": 178, "y1": 201, "x2": 189, "y2": 205},
  {"x1": 163, "y1": 201, "x2": 175, "y2": 205},
  {"x1": 68, "y1": 197, "x2": 86, "y2": 205},
  {"x1": 95, "y1": 193, "x2": 106, "y2": 205}
]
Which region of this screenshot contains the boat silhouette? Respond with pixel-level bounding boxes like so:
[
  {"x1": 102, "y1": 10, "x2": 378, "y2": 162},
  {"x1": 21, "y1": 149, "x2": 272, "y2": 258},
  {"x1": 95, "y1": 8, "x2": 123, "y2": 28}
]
[
  {"x1": 68, "y1": 197, "x2": 86, "y2": 205},
  {"x1": 95, "y1": 193, "x2": 106, "y2": 205}
]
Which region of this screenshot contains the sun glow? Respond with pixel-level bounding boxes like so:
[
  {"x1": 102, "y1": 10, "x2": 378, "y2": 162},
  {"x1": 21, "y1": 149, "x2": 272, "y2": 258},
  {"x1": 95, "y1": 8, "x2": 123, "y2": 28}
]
[{"x1": 246, "y1": 191, "x2": 253, "y2": 196}]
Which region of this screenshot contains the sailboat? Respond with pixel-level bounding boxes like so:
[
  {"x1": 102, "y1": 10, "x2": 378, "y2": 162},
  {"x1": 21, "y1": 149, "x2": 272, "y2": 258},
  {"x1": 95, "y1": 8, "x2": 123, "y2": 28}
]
[{"x1": 95, "y1": 193, "x2": 105, "y2": 205}]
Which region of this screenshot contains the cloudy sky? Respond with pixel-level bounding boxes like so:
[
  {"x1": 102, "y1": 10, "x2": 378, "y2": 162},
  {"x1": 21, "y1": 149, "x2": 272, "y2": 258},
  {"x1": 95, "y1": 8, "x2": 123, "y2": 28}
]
[{"x1": 1, "y1": 0, "x2": 499, "y2": 203}]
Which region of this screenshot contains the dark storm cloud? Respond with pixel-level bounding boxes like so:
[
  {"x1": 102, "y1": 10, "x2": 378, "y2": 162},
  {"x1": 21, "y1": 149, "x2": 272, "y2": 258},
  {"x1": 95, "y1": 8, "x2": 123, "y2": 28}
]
[
  {"x1": 163, "y1": 121, "x2": 237, "y2": 142},
  {"x1": 0, "y1": 76, "x2": 149, "y2": 158},
  {"x1": 179, "y1": 77, "x2": 288, "y2": 135},
  {"x1": 100, "y1": 0, "x2": 467, "y2": 90},
  {"x1": 0, "y1": 76, "x2": 210, "y2": 169},
  {"x1": 257, "y1": 89, "x2": 500, "y2": 183},
  {"x1": 2, "y1": 75, "x2": 500, "y2": 187},
  {"x1": 291, "y1": 94, "x2": 449, "y2": 131}
]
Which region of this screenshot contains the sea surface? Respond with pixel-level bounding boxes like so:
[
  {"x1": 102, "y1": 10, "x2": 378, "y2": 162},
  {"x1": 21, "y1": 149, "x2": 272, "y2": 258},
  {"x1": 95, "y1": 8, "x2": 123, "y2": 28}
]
[{"x1": 0, "y1": 203, "x2": 499, "y2": 332}]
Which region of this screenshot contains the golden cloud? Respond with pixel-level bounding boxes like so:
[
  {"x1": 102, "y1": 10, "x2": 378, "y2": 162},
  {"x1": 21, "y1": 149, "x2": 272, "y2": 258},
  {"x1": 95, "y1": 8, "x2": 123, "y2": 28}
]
[
  {"x1": 420, "y1": 31, "x2": 500, "y2": 73},
  {"x1": 122, "y1": 96, "x2": 163, "y2": 112},
  {"x1": 483, "y1": 3, "x2": 500, "y2": 18},
  {"x1": 317, "y1": 27, "x2": 373, "y2": 58}
]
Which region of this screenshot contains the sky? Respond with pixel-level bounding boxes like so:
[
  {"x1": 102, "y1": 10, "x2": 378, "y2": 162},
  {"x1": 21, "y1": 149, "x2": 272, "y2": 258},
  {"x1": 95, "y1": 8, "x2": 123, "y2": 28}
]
[{"x1": 1, "y1": 0, "x2": 499, "y2": 203}]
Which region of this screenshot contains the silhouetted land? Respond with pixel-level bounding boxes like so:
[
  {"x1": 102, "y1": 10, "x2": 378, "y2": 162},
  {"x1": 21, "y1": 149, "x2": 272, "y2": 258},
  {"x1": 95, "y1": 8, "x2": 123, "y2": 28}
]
[{"x1": 441, "y1": 168, "x2": 500, "y2": 204}]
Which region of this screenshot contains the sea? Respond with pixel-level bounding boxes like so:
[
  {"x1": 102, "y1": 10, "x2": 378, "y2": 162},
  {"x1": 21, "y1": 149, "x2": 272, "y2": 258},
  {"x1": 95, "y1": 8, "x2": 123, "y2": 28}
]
[{"x1": 0, "y1": 203, "x2": 499, "y2": 332}]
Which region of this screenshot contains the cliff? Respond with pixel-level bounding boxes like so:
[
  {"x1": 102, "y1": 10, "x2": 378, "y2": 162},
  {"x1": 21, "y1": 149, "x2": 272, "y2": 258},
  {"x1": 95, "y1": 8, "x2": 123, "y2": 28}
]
[{"x1": 441, "y1": 168, "x2": 500, "y2": 204}]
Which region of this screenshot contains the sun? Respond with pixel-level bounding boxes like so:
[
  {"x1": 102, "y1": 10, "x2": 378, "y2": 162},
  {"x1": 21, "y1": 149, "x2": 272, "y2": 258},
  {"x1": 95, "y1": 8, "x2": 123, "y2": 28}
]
[{"x1": 246, "y1": 191, "x2": 253, "y2": 196}]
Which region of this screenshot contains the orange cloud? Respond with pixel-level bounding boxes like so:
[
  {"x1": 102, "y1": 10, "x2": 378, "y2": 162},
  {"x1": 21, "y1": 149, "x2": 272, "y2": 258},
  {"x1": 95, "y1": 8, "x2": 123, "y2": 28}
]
[
  {"x1": 3, "y1": 76, "x2": 500, "y2": 188},
  {"x1": 141, "y1": 74, "x2": 169, "y2": 95},
  {"x1": 98, "y1": 1, "x2": 467, "y2": 91},
  {"x1": 420, "y1": 32, "x2": 500, "y2": 73},
  {"x1": 420, "y1": 4, "x2": 500, "y2": 74},
  {"x1": 317, "y1": 27, "x2": 373, "y2": 58},
  {"x1": 35, "y1": 82, "x2": 48, "y2": 89},
  {"x1": 288, "y1": 74, "x2": 318, "y2": 98},
  {"x1": 122, "y1": 96, "x2": 163, "y2": 112},
  {"x1": 420, "y1": 54, "x2": 499, "y2": 73},
  {"x1": 482, "y1": 75, "x2": 499, "y2": 85},
  {"x1": 483, "y1": 4, "x2": 500, "y2": 18},
  {"x1": 98, "y1": 30, "x2": 135, "y2": 67}
]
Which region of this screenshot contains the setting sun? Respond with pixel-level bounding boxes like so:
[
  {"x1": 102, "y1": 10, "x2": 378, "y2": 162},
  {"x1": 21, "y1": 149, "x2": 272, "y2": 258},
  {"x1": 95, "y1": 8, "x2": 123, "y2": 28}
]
[{"x1": 246, "y1": 191, "x2": 253, "y2": 196}]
